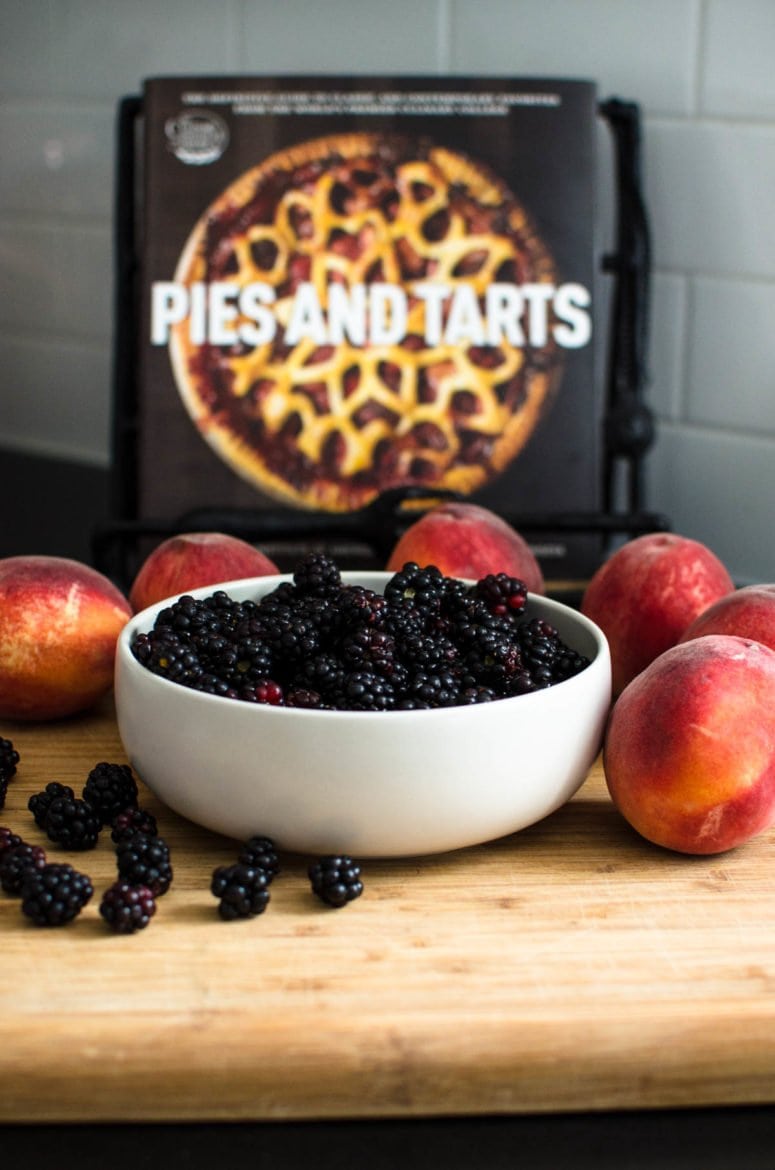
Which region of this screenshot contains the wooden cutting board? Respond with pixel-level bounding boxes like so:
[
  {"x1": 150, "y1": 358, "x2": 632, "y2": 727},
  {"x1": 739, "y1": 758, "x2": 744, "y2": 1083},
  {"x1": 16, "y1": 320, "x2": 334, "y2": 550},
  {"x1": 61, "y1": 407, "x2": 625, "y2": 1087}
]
[{"x1": 1, "y1": 698, "x2": 773, "y2": 1124}]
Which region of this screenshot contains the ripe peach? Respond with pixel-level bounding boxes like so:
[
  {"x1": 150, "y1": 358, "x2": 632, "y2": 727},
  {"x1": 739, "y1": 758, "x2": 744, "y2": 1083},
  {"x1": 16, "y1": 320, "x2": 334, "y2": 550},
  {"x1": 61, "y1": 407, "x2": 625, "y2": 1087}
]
[
  {"x1": 385, "y1": 501, "x2": 545, "y2": 594},
  {"x1": 679, "y1": 584, "x2": 775, "y2": 652},
  {"x1": 603, "y1": 635, "x2": 775, "y2": 855},
  {"x1": 0, "y1": 555, "x2": 132, "y2": 721},
  {"x1": 129, "y1": 532, "x2": 280, "y2": 612},
  {"x1": 581, "y1": 532, "x2": 734, "y2": 695}
]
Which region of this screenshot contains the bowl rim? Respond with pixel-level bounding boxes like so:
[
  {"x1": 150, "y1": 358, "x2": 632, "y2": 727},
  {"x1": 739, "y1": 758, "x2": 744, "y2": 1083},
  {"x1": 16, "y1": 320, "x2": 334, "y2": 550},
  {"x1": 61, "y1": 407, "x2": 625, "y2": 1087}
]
[{"x1": 117, "y1": 570, "x2": 611, "y2": 721}]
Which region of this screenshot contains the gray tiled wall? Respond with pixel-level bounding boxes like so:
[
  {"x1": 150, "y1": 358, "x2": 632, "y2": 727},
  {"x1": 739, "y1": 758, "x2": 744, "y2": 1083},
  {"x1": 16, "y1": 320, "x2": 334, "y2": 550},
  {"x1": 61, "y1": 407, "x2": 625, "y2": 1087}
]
[{"x1": 1, "y1": 0, "x2": 773, "y2": 582}]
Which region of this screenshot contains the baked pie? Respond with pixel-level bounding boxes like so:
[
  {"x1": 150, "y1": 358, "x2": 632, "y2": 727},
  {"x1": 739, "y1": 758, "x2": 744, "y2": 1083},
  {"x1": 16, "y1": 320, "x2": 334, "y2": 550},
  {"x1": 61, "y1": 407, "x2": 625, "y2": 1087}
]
[{"x1": 168, "y1": 132, "x2": 562, "y2": 512}]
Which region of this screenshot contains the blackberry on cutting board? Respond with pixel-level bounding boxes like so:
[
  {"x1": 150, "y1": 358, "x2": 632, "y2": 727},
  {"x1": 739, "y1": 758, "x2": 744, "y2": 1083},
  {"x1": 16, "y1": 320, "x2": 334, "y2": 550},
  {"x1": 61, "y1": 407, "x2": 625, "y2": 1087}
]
[
  {"x1": 237, "y1": 835, "x2": 280, "y2": 880},
  {"x1": 115, "y1": 832, "x2": 173, "y2": 896},
  {"x1": 82, "y1": 762, "x2": 138, "y2": 826},
  {"x1": 110, "y1": 806, "x2": 158, "y2": 844},
  {"x1": 28, "y1": 782, "x2": 75, "y2": 829},
  {"x1": 0, "y1": 842, "x2": 47, "y2": 895},
  {"x1": 99, "y1": 881, "x2": 156, "y2": 934},
  {"x1": 211, "y1": 863, "x2": 270, "y2": 920},
  {"x1": 43, "y1": 794, "x2": 101, "y2": 851},
  {"x1": 20, "y1": 863, "x2": 93, "y2": 926},
  {"x1": 309, "y1": 855, "x2": 363, "y2": 908}
]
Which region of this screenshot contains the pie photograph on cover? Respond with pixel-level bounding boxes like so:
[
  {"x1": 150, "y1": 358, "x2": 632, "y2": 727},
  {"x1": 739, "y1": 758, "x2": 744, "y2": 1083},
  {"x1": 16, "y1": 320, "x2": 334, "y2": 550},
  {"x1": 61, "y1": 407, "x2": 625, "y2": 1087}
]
[{"x1": 167, "y1": 131, "x2": 564, "y2": 513}]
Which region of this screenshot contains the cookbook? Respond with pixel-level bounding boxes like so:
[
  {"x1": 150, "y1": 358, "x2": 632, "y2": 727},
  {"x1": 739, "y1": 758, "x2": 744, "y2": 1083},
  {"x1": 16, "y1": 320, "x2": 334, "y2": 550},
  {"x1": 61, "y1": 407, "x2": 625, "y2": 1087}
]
[{"x1": 119, "y1": 75, "x2": 605, "y2": 576}]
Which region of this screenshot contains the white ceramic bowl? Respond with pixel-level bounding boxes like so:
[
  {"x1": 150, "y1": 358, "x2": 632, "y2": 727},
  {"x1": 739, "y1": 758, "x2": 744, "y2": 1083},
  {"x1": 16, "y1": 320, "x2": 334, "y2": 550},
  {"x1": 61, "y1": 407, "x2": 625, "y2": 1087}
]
[{"x1": 114, "y1": 572, "x2": 611, "y2": 858}]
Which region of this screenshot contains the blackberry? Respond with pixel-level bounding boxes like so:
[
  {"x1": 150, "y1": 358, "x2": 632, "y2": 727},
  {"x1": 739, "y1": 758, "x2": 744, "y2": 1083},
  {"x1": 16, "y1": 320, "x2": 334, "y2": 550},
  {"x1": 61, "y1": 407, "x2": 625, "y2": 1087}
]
[
  {"x1": 309, "y1": 855, "x2": 363, "y2": 908},
  {"x1": 294, "y1": 652, "x2": 345, "y2": 699},
  {"x1": 339, "y1": 626, "x2": 397, "y2": 675},
  {"x1": 259, "y1": 611, "x2": 320, "y2": 670},
  {"x1": 211, "y1": 863, "x2": 270, "y2": 920},
  {"x1": 116, "y1": 832, "x2": 173, "y2": 895},
  {"x1": 338, "y1": 670, "x2": 396, "y2": 711},
  {"x1": 474, "y1": 573, "x2": 528, "y2": 617},
  {"x1": 335, "y1": 585, "x2": 387, "y2": 630},
  {"x1": 110, "y1": 806, "x2": 158, "y2": 844},
  {"x1": 202, "y1": 635, "x2": 274, "y2": 690},
  {"x1": 384, "y1": 562, "x2": 446, "y2": 615},
  {"x1": 99, "y1": 881, "x2": 156, "y2": 933},
  {"x1": 237, "y1": 835, "x2": 280, "y2": 879},
  {"x1": 0, "y1": 736, "x2": 19, "y2": 779},
  {"x1": 515, "y1": 618, "x2": 567, "y2": 688},
  {"x1": 28, "y1": 782, "x2": 75, "y2": 829},
  {"x1": 132, "y1": 631, "x2": 202, "y2": 685},
  {"x1": 396, "y1": 631, "x2": 458, "y2": 673},
  {"x1": 463, "y1": 626, "x2": 524, "y2": 687},
  {"x1": 550, "y1": 647, "x2": 592, "y2": 684},
  {"x1": 44, "y1": 794, "x2": 101, "y2": 851},
  {"x1": 404, "y1": 669, "x2": 460, "y2": 707},
  {"x1": 0, "y1": 842, "x2": 47, "y2": 895},
  {"x1": 20, "y1": 863, "x2": 93, "y2": 926},
  {"x1": 82, "y1": 761, "x2": 138, "y2": 826},
  {"x1": 0, "y1": 775, "x2": 8, "y2": 811},
  {"x1": 0, "y1": 826, "x2": 25, "y2": 858},
  {"x1": 293, "y1": 551, "x2": 342, "y2": 598}
]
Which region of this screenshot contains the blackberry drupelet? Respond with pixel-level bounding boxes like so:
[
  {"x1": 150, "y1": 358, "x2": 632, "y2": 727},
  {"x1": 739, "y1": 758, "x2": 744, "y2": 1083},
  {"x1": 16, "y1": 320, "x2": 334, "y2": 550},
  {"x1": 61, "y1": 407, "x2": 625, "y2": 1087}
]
[
  {"x1": 110, "y1": 806, "x2": 158, "y2": 844},
  {"x1": 0, "y1": 842, "x2": 47, "y2": 895},
  {"x1": 309, "y1": 855, "x2": 363, "y2": 908},
  {"x1": 82, "y1": 761, "x2": 138, "y2": 826},
  {"x1": 116, "y1": 832, "x2": 172, "y2": 895},
  {"x1": 20, "y1": 863, "x2": 93, "y2": 926},
  {"x1": 43, "y1": 794, "x2": 101, "y2": 851},
  {"x1": 211, "y1": 863, "x2": 270, "y2": 920},
  {"x1": 99, "y1": 881, "x2": 156, "y2": 933},
  {"x1": 28, "y1": 782, "x2": 75, "y2": 829},
  {"x1": 237, "y1": 835, "x2": 280, "y2": 880},
  {"x1": 293, "y1": 551, "x2": 342, "y2": 598}
]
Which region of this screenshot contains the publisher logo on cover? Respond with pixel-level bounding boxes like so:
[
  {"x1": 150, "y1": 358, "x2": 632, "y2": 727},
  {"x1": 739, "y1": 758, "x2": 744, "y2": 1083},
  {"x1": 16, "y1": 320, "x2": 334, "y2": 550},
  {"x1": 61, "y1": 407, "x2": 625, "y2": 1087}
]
[{"x1": 165, "y1": 111, "x2": 228, "y2": 165}]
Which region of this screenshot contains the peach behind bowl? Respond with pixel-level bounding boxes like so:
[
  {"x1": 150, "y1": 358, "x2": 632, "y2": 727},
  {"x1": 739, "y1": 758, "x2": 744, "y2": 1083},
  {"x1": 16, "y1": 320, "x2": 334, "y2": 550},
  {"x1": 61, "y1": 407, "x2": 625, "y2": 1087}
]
[{"x1": 114, "y1": 572, "x2": 611, "y2": 858}]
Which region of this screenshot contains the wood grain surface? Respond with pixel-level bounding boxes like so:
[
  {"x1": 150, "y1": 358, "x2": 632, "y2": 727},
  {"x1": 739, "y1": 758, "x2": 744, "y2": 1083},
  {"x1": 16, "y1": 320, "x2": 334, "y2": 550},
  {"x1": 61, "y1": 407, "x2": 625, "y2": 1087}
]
[{"x1": 1, "y1": 698, "x2": 774, "y2": 1124}]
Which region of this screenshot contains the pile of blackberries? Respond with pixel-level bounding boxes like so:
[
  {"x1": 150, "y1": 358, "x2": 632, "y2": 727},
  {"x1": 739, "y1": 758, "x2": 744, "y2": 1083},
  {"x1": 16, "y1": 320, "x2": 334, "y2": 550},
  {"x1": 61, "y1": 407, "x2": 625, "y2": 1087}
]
[
  {"x1": 0, "y1": 748, "x2": 170, "y2": 930},
  {"x1": 130, "y1": 555, "x2": 590, "y2": 711}
]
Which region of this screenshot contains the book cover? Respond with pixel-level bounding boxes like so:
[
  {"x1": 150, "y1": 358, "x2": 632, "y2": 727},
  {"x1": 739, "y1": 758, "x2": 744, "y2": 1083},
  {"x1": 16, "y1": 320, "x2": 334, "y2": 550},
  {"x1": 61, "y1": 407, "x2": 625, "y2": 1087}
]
[{"x1": 132, "y1": 75, "x2": 601, "y2": 576}]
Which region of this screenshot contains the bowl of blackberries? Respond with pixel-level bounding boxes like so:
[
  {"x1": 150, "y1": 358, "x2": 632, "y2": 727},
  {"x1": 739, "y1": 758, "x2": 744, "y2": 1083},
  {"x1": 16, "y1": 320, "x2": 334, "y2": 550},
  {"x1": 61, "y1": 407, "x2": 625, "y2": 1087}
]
[{"x1": 115, "y1": 555, "x2": 611, "y2": 857}]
